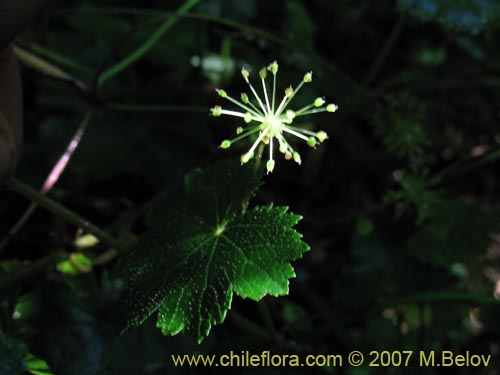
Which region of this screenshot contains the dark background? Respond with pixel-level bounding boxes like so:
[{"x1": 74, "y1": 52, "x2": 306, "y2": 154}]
[{"x1": 1, "y1": 0, "x2": 500, "y2": 374}]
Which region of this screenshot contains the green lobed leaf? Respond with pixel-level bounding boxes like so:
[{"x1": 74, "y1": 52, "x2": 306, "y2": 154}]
[{"x1": 115, "y1": 159, "x2": 309, "y2": 342}]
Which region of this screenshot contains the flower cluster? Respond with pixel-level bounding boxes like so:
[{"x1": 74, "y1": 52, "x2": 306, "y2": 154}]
[{"x1": 210, "y1": 61, "x2": 338, "y2": 173}]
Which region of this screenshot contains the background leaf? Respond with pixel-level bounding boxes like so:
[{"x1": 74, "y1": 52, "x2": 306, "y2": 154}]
[{"x1": 398, "y1": 0, "x2": 500, "y2": 33}]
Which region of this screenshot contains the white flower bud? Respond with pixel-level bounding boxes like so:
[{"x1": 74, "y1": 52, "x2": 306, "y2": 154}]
[
  {"x1": 314, "y1": 97, "x2": 325, "y2": 107},
  {"x1": 327, "y1": 104, "x2": 338, "y2": 112},
  {"x1": 220, "y1": 140, "x2": 231, "y2": 149},
  {"x1": 268, "y1": 61, "x2": 278, "y2": 75},
  {"x1": 316, "y1": 131, "x2": 328, "y2": 143},
  {"x1": 241, "y1": 68, "x2": 250, "y2": 79},
  {"x1": 293, "y1": 152, "x2": 302, "y2": 164},
  {"x1": 216, "y1": 88, "x2": 227, "y2": 98},
  {"x1": 241, "y1": 152, "x2": 254, "y2": 164},
  {"x1": 303, "y1": 71, "x2": 313, "y2": 83},
  {"x1": 211, "y1": 106, "x2": 222, "y2": 117},
  {"x1": 266, "y1": 160, "x2": 275, "y2": 174}
]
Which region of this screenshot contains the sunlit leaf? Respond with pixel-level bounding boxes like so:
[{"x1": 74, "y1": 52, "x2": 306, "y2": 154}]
[{"x1": 115, "y1": 159, "x2": 309, "y2": 342}]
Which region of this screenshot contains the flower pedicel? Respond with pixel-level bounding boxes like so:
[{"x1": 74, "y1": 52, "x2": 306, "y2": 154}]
[{"x1": 210, "y1": 61, "x2": 338, "y2": 173}]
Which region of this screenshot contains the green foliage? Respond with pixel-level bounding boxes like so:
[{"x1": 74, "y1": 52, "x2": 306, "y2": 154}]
[
  {"x1": 398, "y1": 0, "x2": 500, "y2": 33},
  {"x1": 24, "y1": 354, "x2": 54, "y2": 375},
  {"x1": 374, "y1": 92, "x2": 430, "y2": 159},
  {"x1": 0, "y1": 331, "x2": 53, "y2": 375},
  {"x1": 385, "y1": 168, "x2": 441, "y2": 224},
  {"x1": 115, "y1": 160, "x2": 309, "y2": 342},
  {"x1": 2, "y1": 0, "x2": 500, "y2": 372}
]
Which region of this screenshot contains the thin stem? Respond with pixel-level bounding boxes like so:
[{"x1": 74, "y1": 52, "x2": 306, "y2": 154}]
[
  {"x1": 271, "y1": 73, "x2": 277, "y2": 113},
  {"x1": 59, "y1": 8, "x2": 370, "y2": 102},
  {"x1": 13, "y1": 46, "x2": 86, "y2": 91},
  {"x1": 92, "y1": 249, "x2": 119, "y2": 266},
  {"x1": 247, "y1": 127, "x2": 269, "y2": 156},
  {"x1": 5, "y1": 178, "x2": 127, "y2": 252},
  {"x1": 279, "y1": 134, "x2": 296, "y2": 155},
  {"x1": 294, "y1": 107, "x2": 328, "y2": 117},
  {"x1": 222, "y1": 93, "x2": 263, "y2": 117},
  {"x1": 0, "y1": 110, "x2": 94, "y2": 253},
  {"x1": 430, "y1": 147, "x2": 500, "y2": 187},
  {"x1": 246, "y1": 98, "x2": 262, "y2": 115},
  {"x1": 294, "y1": 103, "x2": 316, "y2": 116},
  {"x1": 97, "y1": 0, "x2": 202, "y2": 86},
  {"x1": 244, "y1": 77, "x2": 268, "y2": 116},
  {"x1": 286, "y1": 125, "x2": 318, "y2": 137},
  {"x1": 269, "y1": 136, "x2": 274, "y2": 162},
  {"x1": 253, "y1": 143, "x2": 266, "y2": 174},
  {"x1": 107, "y1": 103, "x2": 207, "y2": 113},
  {"x1": 363, "y1": 11, "x2": 406, "y2": 87},
  {"x1": 276, "y1": 81, "x2": 305, "y2": 117},
  {"x1": 17, "y1": 40, "x2": 92, "y2": 76},
  {"x1": 282, "y1": 126, "x2": 309, "y2": 141},
  {"x1": 220, "y1": 109, "x2": 262, "y2": 122},
  {"x1": 274, "y1": 94, "x2": 289, "y2": 117},
  {"x1": 230, "y1": 127, "x2": 261, "y2": 143},
  {"x1": 261, "y1": 78, "x2": 271, "y2": 114}
]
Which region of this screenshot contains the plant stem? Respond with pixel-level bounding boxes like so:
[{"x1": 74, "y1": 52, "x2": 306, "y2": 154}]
[
  {"x1": 5, "y1": 178, "x2": 127, "y2": 252},
  {"x1": 363, "y1": 12, "x2": 406, "y2": 87},
  {"x1": 0, "y1": 110, "x2": 94, "y2": 252},
  {"x1": 430, "y1": 146, "x2": 500, "y2": 187},
  {"x1": 97, "y1": 0, "x2": 202, "y2": 86},
  {"x1": 107, "y1": 103, "x2": 207, "y2": 113},
  {"x1": 65, "y1": 7, "x2": 369, "y2": 102},
  {"x1": 17, "y1": 40, "x2": 93, "y2": 76}
]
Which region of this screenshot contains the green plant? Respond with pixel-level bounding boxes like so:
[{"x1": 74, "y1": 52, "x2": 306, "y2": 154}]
[{"x1": 1, "y1": 1, "x2": 500, "y2": 374}]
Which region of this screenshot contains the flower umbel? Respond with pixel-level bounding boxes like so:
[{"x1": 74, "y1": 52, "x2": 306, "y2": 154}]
[{"x1": 210, "y1": 61, "x2": 338, "y2": 173}]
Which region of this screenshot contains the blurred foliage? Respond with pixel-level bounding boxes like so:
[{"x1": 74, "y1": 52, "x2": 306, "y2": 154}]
[
  {"x1": 385, "y1": 168, "x2": 441, "y2": 224},
  {"x1": 398, "y1": 0, "x2": 500, "y2": 33},
  {"x1": 0, "y1": 0, "x2": 499, "y2": 374},
  {"x1": 374, "y1": 92, "x2": 430, "y2": 159}
]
